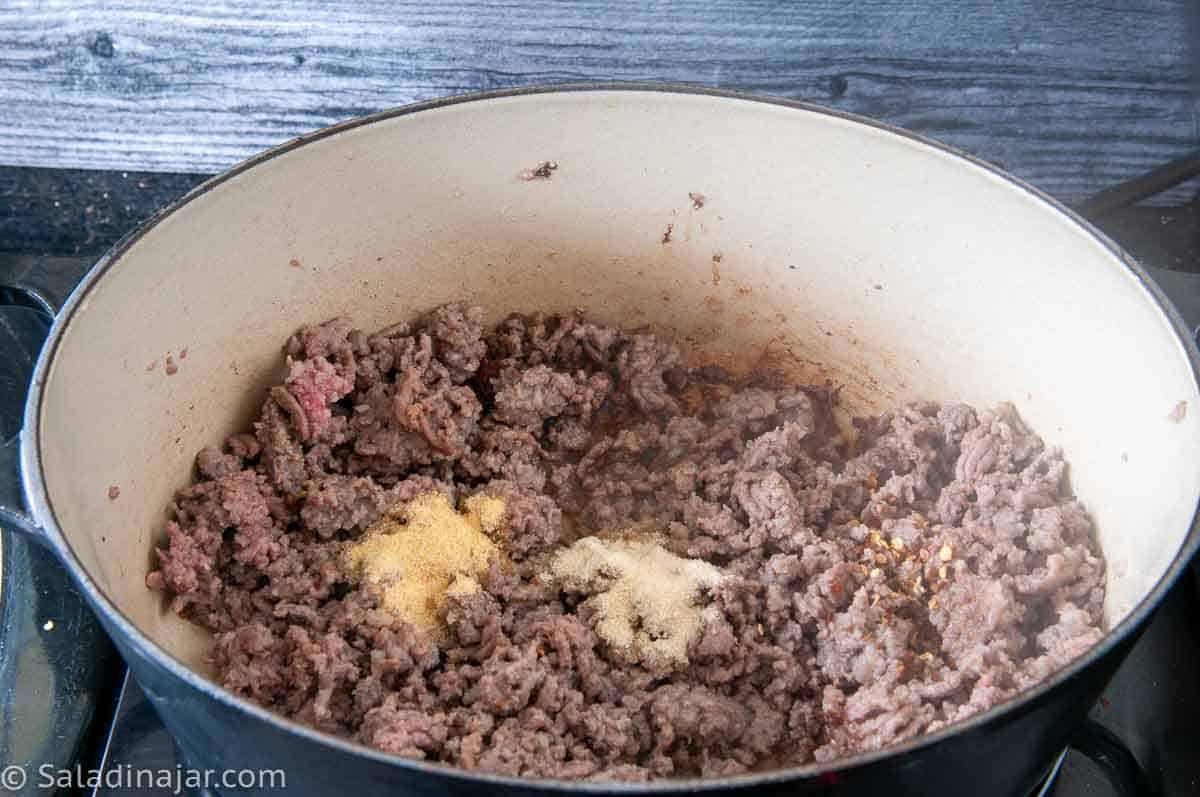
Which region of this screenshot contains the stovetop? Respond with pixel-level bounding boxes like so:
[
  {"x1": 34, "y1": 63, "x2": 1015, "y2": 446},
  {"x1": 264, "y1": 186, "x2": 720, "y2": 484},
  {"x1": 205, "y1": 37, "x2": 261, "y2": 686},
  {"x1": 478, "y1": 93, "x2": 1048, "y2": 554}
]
[{"x1": 0, "y1": 164, "x2": 1198, "y2": 796}]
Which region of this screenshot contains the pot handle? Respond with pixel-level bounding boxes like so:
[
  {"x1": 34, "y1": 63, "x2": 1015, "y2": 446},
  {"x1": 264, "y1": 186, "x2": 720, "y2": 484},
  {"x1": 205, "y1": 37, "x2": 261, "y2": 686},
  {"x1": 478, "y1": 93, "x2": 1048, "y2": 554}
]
[
  {"x1": 1069, "y1": 719, "x2": 1153, "y2": 797},
  {"x1": 0, "y1": 301, "x2": 53, "y2": 543}
]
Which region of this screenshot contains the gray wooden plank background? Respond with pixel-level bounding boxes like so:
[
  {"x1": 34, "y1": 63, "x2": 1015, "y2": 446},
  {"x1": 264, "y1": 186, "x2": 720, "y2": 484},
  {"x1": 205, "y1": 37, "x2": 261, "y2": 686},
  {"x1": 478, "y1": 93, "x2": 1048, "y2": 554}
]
[{"x1": 1, "y1": 0, "x2": 1198, "y2": 203}]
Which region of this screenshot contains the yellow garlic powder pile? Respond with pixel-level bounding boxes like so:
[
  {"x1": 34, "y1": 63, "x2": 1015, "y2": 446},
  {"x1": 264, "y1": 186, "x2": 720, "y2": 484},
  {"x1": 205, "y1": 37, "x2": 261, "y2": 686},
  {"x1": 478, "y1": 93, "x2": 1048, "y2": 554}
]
[{"x1": 342, "y1": 491, "x2": 506, "y2": 631}]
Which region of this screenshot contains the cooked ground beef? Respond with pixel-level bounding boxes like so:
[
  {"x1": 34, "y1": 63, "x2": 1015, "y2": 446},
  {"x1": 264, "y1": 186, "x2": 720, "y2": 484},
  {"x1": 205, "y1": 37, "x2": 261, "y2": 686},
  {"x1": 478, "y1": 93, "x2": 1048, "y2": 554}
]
[{"x1": 147, "y1": 304, "x2": 1106, "y2": 780}]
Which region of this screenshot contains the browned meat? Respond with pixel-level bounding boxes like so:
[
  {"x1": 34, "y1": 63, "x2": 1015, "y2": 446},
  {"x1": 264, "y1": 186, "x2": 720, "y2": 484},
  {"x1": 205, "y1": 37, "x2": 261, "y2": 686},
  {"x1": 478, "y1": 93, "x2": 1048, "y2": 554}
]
[{"x1": 148, "y1": 304, "x2": 1106, "y2": 780}]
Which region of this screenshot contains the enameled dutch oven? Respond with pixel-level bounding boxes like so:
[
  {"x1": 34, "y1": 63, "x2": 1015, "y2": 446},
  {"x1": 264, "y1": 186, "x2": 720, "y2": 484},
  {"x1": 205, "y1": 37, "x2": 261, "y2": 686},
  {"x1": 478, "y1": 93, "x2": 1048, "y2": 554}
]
[{"x1": 2, "y1": 86, "x2": 1197, "y2": 796}]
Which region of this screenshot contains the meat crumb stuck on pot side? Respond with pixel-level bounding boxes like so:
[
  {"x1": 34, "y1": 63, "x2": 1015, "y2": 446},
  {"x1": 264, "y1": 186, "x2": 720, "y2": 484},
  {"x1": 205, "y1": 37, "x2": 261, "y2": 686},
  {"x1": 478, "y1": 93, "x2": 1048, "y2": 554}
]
[{"x1": 146, "y1": 303, "x2": 1107, "y2": 781}]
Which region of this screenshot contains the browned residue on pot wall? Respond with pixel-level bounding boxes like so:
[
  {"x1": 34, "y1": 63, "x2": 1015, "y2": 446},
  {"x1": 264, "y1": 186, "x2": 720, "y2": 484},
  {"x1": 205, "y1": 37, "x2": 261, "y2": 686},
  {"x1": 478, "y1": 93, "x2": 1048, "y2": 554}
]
[{"x1": 519, "y1": 160, "x2": 558, "y2": 181}]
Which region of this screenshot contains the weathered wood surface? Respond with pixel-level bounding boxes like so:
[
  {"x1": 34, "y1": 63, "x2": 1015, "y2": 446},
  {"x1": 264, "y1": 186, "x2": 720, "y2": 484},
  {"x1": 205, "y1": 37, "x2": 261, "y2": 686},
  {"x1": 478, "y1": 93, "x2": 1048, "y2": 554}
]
[{"x1": 0, "y1": 0, "x2": 1197, "y2": 202}]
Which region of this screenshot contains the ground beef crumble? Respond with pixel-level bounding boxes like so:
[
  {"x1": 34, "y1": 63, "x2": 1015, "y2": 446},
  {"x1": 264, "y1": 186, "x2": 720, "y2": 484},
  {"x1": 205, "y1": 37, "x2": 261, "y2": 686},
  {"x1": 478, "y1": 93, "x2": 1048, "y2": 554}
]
[{"x1": 147, "y1": 303, "x2": 1106, "y2": 780}]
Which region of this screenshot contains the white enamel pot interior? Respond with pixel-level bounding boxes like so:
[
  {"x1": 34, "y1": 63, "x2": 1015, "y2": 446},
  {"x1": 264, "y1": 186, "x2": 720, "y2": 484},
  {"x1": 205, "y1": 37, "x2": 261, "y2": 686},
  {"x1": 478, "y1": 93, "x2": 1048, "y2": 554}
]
[{"x1": 20, "y1": 85, "x2": 1200, "y2": 779}]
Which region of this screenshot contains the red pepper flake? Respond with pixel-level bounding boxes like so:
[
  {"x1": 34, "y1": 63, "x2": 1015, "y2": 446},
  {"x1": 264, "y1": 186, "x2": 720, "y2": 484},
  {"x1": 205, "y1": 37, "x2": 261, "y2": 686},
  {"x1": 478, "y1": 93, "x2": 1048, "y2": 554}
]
[
  {"x1": 688, "y1": 191, "x2": 707, "y2": 209},
  {"x1": 107, "y1": 485, "x2": 120, "y2": 500},
  {"x1": 661, "y1": 223, "x2": 674, "y2": 244},
  {"x1": 165, "y1": 355, "x2": 178, "y2": 376}
]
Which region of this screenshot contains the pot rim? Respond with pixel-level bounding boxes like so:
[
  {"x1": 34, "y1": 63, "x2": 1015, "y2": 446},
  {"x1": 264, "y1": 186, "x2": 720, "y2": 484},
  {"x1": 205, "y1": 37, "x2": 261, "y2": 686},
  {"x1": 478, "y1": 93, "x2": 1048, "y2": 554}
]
[{"x1": 19, "y1": 82, "x2": 1200, "y2": 791}]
